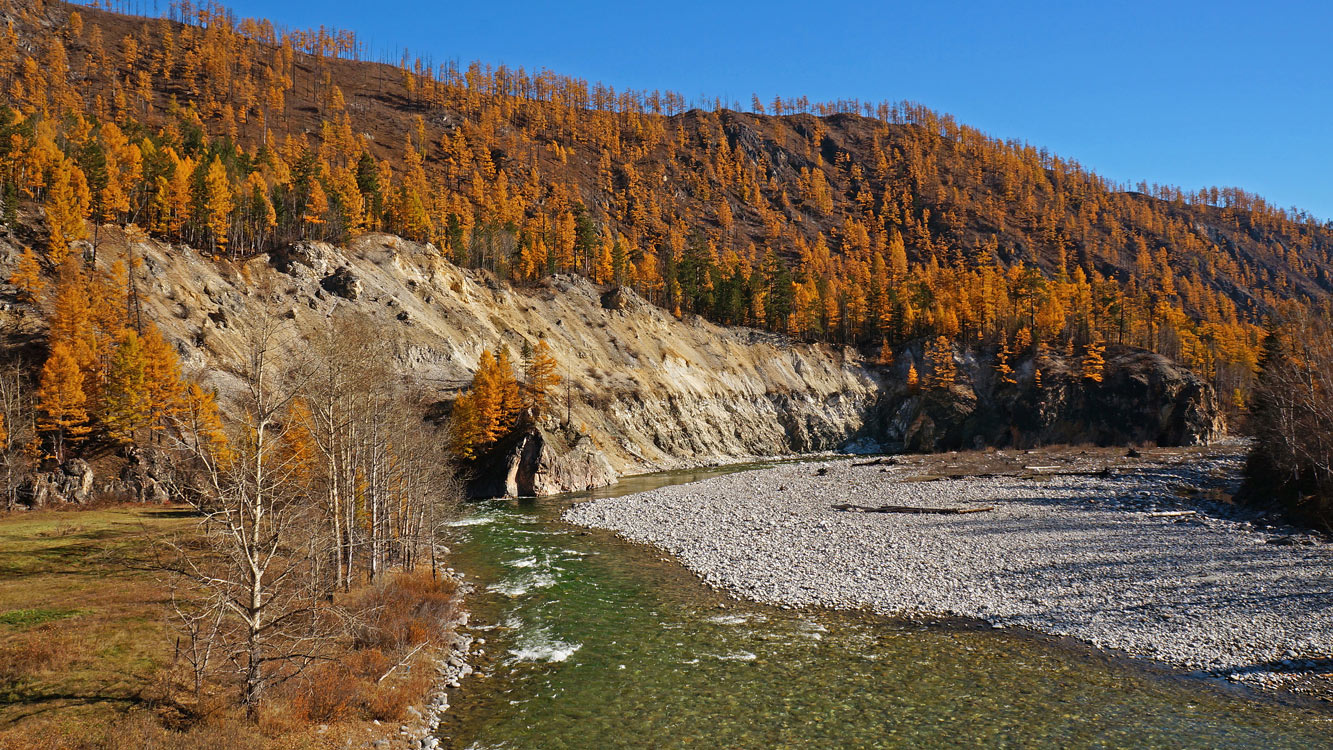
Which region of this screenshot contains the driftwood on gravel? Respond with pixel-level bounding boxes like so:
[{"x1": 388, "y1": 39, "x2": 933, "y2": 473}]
[
  {"x1": 832, "y1": 503, "x2": 994, "y2": 515},
  {"x1": 898, "y1": 468, "x2": 1117, "y2": 483},
  {"x1": 1025, "y1": 467, "x2": 1117, "y2": 478}
]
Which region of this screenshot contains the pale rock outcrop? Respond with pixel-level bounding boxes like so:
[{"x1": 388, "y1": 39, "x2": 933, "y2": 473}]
[
  {"x1": 2, "y1": 230, "x2": 878, "y2": 492},
  {"x1": 28, "y1": 459, "x2": 94, "y2": 507},
  {"x1": 471, "y1": 425, "x2": 618, "y2": 498}
]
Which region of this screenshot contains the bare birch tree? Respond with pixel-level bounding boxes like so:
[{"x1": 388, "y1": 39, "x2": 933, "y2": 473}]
[
  {"x1": 0, "y1": 364, "x2": 35, "y2": 510},
  {"x1": 164, "y1": 314, "x2": 337, "y2": 719},
  {"x1": 300, "y1": 318, "x2": 458, "y2": 588},
  {"x1": 161, "y1": 311, "x2": 460, "y2": 718}
]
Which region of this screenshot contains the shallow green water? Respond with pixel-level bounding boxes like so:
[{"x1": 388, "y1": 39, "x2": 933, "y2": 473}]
[{"x1": 438, "y1": 465, "x2": 1333, "y2": 749}]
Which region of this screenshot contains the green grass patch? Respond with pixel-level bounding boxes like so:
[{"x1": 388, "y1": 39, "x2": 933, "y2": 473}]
[
  {"x1": 0, "y1": 506, "x2": 194, "y2": 739},
  {"x1": 0, "y1": 607, "x2": 85, "y2": 629}
]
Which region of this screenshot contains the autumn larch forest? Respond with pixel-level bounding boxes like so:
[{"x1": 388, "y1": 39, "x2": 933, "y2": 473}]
[{"x1": 3, "y1": 0, "x2": 1332, "y2": 426}]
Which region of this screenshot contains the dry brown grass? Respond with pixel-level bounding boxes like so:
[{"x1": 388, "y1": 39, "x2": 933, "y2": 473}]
[
  {"x1": 0, "y1": 509, "x2": 460, "y2": 749},
  {"x1": 0, "y1": 507, "x2": 190, "y2": 747},
  {"x1": 275, "y1": 570, "x2": 458, "y2": 727},
  {"x1": 353, "y1": 570, "x2": 460, "y2": 652},
  {"x1": 0, "y1": 626, "x2": 80, "y2": 688}
]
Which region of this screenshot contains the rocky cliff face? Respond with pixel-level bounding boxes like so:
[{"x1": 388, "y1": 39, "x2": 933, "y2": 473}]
[
  {"x1": 0, "y1": 231, "x2": 1224, "y2": 499},
  {"x1": 1, "y1": 230, "x2": 880, "y2": 495},
  {"x1": 866, "y1": 344, "x2": 1226, "y2": 452}
]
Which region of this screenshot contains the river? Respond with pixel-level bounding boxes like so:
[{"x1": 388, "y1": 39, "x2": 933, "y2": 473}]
[{"x1": 436, "y1": 463, "x2": 1333, "y2": 749}]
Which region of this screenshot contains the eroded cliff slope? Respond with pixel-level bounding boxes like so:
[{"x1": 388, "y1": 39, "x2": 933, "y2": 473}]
[{"x1": 9, "y1": 230, "x2": 878, "y2": 482}]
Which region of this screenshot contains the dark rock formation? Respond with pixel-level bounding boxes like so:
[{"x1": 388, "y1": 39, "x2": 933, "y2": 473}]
[
  {"x1": 320, "y1": 266, "x2": 363, "y2": 300},
  {"x1": 600, "y1": 286, "x2": 635, "y2": 311},
  {"x1": 104, "y1": 447, "x2": 173, "y2": 504},
  {"x1": 770, "y1": 390, "x2": 867, "y2": 453},
  {"x1": 17, "y1": 449, "x2": 178, "y2": 509},
  {"x1": 864, "y1": 344, "x2": 1225, "y2": 452},
  {"x1": 467, "y1": 424, "x2": 617, "y2": 499}
]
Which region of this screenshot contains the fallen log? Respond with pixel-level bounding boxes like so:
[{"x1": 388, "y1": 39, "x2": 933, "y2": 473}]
[
  {"x1": 376, "y1": 641, "x2": 429, "y2": 683},
  {"x1": 833, "y1": 503, "x2": 994, "y2": 515},
  {"x1": 1147, "y1": 510, "x2": 1197, "y2": 518},
  {"x1": 1025, "y1": 467, "x2": 1116, "y2": 478}
]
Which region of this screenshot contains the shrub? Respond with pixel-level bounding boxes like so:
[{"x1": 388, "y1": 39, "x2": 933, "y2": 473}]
[
  {"x1": 362, "y1": 667, "x2": 433, "y2": 722},
  {"x1": 345, "y1": 647, "x2": 391, "y2": 679},
  {"x1": 283, "y1": 662, "x2": 359, "y2": 723},
  {"x1": 351, "y1": 570, "x2": 458, "y2": 652},
  {"x1": 276, "y1": 570, "x2": 458, "y2": 726}
]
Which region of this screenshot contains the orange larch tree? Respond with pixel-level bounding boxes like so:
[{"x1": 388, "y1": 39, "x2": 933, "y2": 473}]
[
  {"x1": 200, "y1": 154, "x2": 233, "y2": 254},
  {"x1": 522, "y1": 339, "x2": 561, "y2": 417},
  {"x1": 44, "y1": 158, "x2": 91, "y2": 264},
  {"x1": 101, "y1": 327, "x2": 149, "y2": 444},
  {"x1": 36, "y1": 341, "x2": 91, "y2": 462},
  {"x1": 9, "y1": 247, "x2": 44, "y2": 304}
]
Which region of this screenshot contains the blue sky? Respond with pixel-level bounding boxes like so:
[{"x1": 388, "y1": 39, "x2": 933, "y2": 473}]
[{"x1": 213, "y1": 0, "x2": 1332, "y2": 219}]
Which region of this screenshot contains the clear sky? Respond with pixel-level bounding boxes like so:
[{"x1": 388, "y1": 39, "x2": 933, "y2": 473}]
[{"x1": 210, "y1": 0, "x2": 1332, "y2": 220}]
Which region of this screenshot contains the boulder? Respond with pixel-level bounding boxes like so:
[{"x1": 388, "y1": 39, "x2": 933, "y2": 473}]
[
  {"x1": 269, "y1": 241, "x2": 334, "y2": 277},
  {"x1": 600, "y1": 287, "x2": 633, "y2": 311},
  {"x1": 109, "y1": 446, "x2": 173, "y2": 504},
  {"x1": 320, "y1": 266, "x2": 363, "y2": 300},
  {"x1": 28, "y1": 474, "x2": 60, "y2": 508},
  {"x1": 59, "y1": 459, "x2": 94, "y2": 503}
]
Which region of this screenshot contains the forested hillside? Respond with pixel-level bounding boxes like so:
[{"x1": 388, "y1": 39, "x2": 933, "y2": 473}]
[{"x1": 3, "y1": 0, "x2": 1332, "y2": 410}]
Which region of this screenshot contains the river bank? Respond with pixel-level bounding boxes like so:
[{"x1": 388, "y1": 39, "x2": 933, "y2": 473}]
[
  {"x1": 381, "y1": 573, "x2": 477, "y2": 750},
  {"x1": 0, "y1": 506, "x2": 471, "y2": 750},
  {"x1": 564, "y1": 443, "x2": 1333, "y2": 701}
]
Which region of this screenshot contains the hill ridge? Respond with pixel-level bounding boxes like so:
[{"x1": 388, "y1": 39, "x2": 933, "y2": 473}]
[{"x1": 1, "y1": 0, "x2": 1330, "y2": 408}]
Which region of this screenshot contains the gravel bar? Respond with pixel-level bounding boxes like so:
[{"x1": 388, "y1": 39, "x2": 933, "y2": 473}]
[{"x1": 564, "y1": 449, "x2": 1333, "y2": 691}]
